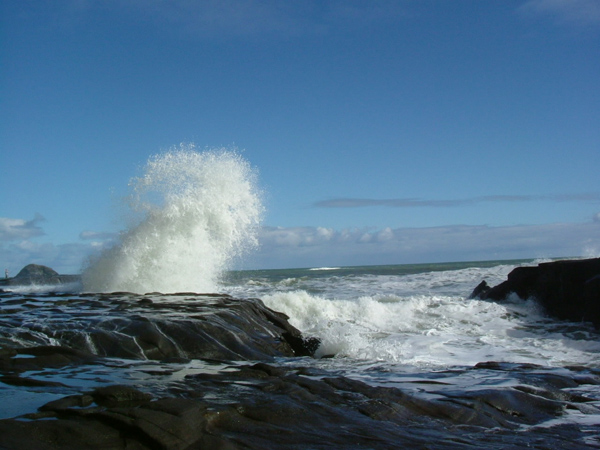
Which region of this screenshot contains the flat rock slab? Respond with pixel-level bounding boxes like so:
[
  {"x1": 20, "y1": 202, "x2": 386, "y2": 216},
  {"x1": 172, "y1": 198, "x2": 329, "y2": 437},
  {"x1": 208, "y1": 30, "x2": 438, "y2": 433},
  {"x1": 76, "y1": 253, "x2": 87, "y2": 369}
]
[
  {"x1": 0, "y1": 292, "x2": 319, "y2": 362},
  {"x1": 1, "y1": 362, "x2": 599, "y2": 449}
]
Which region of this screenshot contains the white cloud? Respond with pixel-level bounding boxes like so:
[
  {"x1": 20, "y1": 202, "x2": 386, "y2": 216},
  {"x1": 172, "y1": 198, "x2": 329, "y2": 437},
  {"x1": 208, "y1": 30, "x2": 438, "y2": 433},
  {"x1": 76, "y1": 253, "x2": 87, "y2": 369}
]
[
  {"x1": 316, "y1": 227, "x2": 335, "y2": 240},
  {"x1": 359, "y1": 232, "x2": 372, "y2": 243},
  {"x1": 377, "y1": 227, "x2": 395, "y2": 242},
  {"x1": 250, "y1": 220, "x2": 600, "y2": 269},
  {"x1": 0, "y1": 214, "x2": 45, "y2": 241},
  {"x1": 0, "y1": 238, "x2": 111, "y2": 276},
  {"x1": 0, "y1": 220, "x2": 118, "y2": 275},
  {"x1": 4, "y1": 217, "x2": 599, "y2": 274},
  {"x1": 520, "y1": 0, "x2": 600, "y2": 26},
  {"x1": 260, "y1": 226, "x2": 339, "y2": 248}
]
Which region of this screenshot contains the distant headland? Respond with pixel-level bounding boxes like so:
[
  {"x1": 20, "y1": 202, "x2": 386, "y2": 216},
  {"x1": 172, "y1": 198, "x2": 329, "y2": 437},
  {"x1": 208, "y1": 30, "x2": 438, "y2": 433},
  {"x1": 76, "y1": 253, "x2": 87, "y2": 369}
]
[{"x1": 0, "y1": 264, "x2": 80, "y2": 287}]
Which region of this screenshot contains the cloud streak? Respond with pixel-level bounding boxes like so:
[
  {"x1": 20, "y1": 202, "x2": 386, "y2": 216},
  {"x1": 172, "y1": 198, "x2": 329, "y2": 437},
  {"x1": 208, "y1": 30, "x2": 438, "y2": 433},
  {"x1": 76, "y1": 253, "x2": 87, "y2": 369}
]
[
  {"x1": 0, "y1": 214, "x2": 45, "y2": 241},
  {"x1": 0, "y1": 216, "x2": 119, "y2": 275},
  {"x1": 314, "y1": 193, "x2": 600, "y2": 208}
]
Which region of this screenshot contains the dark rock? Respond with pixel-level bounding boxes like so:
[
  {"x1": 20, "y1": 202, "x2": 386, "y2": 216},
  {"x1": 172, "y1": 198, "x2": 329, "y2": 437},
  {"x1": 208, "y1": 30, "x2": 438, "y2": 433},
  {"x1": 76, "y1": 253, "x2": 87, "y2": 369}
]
[
  {"x1": 91, "y1": 385, "x2": 153, "y2": 407},
  {"x1": 255, "y1": 303, "x2": 322, "y2": 357},
  {"x1": 0, "y1": 362, "x2": 598, "y2": 449},
  {"x1": 468, "y1": 280, "x2": 490, "y2": 299},
  {"x1": 282, "y1": 331, "x2": 321, "y2": 357},
  {"x1": 0, "y1": 375, "x2": 67, "y2": 387},
  {"x1": 0, "y1": 346, "x2": 97, "y2": 373},
  {"x1": 0, "y1": 417, "x2": 137, "y2": 450},
  {"x1": 0, "y1": 264, "x2": 79, "y2": 286},
  {"x1": 470, "y1": 258, "x2": 600, "y2": 327},
  {"x1": 92, "y1": 398, "x2": 209, "y2": 450},
  {"x1": 39, "y1": 395, "x2": 95, "y2": 412},
  {"x1": 0, "y1": 294, "x2": 319, "y2": 361},
  {"x1": 15, "y1": 263, "x2": 60, "y2": 280}
]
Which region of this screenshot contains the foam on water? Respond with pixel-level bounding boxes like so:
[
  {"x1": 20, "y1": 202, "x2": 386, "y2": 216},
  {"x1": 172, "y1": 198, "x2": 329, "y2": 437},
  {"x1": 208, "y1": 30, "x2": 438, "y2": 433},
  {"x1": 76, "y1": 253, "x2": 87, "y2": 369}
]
[
  {"x1": 232, "y1": 264, "x2": 600, "y2": 369},
  {"x1": 82, "y1": 145, "x2": 263, "y2": 293},
  {"x1": 261, "y1": 289, "x2": 600, "y2": 368},
  {"x1": 2, "y1": 281, "x2": 82, "y2": 295}
]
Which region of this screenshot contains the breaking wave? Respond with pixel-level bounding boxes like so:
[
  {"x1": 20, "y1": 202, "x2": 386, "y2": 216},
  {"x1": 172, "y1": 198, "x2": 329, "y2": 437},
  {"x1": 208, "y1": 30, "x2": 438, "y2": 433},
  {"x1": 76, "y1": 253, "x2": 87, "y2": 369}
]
[{"x1": 82, "y1": 144, "x2": 263, "y2": 293}]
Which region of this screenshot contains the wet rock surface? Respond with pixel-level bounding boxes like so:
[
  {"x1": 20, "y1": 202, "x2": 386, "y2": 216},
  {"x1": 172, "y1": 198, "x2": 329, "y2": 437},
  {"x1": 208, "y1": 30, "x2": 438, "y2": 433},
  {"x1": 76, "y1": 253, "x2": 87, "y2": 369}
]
[
  {"x1": 1, "y1": 361, "x2": 599, "y2": 449},
  {"x1": 470, "y1": 258, "x2": 600, "y2": 327},
  {"x1": 1, "y1": 290, "x2": 599, "y2": 448},
  {"x1": 0, "y1": 292, "x2": 319, "y2": 361}
]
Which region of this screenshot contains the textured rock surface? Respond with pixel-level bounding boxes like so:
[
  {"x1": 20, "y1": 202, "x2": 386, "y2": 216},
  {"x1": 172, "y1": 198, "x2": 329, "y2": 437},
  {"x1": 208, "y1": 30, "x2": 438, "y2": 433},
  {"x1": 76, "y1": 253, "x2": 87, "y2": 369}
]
[
  {"x1": 1, "y1": 282, "x2": 599, "y2": 448},
  {"x1": 1, "y1": 362, "x2": 598, "y2": 449},
  {"x1": 0, "y1": 292, "x2": 319, "y2": 361}
]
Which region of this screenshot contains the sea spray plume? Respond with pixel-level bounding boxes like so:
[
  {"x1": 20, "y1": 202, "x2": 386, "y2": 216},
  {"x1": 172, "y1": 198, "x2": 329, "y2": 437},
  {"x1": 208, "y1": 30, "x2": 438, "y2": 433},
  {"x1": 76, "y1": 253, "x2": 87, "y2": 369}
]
[{"x1": 82, "y1": 145, "x2": 263, "y2": 293}]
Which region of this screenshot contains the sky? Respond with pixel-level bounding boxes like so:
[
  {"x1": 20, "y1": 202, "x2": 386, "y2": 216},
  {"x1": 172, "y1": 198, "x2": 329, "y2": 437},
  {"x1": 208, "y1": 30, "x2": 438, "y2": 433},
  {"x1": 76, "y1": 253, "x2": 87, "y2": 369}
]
[{"x1": 1, "y1": 0, "x2": 599, "y2": 274}]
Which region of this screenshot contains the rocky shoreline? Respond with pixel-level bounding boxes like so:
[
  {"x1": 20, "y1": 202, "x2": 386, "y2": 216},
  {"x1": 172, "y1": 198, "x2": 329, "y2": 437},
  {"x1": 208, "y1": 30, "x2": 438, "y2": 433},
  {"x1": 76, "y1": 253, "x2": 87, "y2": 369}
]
[
  {"x1": 1, "y1": 356, "x2": 598, "y2": 449},
  {"x1": 1, "y1": 260, "x2": 599, "y2": 448}
]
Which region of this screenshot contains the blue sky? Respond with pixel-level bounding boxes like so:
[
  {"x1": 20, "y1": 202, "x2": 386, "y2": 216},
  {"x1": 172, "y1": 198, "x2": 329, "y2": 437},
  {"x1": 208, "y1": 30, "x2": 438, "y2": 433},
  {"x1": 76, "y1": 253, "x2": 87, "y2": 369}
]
[{"x1": 1, "y1": 0, "x2": 599, "y2": 273}]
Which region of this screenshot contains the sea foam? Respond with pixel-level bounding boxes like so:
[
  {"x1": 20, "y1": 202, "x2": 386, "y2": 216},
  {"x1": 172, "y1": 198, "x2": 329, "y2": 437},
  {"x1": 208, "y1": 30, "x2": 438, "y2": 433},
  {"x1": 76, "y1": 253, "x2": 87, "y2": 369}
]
[
  {"x1": 82, "y1": 144, "x2": 263, "y2": 293},
  {"x1": 260, "y1": 287, "x2": 600, "y2": 368}
]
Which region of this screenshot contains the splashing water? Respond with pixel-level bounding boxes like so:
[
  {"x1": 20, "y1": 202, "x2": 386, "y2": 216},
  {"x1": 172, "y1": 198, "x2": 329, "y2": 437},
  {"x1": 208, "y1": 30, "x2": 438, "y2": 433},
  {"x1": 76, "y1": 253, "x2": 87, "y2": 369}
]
[{"x1": 82, "y1": 145, "x2": 263, "y2": 293}]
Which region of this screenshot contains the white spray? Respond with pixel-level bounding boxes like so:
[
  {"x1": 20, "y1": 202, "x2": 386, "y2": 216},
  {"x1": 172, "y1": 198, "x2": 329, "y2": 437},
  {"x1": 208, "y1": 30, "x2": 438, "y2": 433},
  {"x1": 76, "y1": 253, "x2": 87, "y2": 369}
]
[{"x1": 82, "y1": 144, "x2": 263, "y2": 293}]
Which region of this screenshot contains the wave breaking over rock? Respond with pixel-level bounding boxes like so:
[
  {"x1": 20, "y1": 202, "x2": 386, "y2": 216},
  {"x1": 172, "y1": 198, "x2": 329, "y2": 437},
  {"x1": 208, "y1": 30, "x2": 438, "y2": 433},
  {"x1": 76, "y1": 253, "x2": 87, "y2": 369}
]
[{"x1": 82, "y1": 145, "x2": 263, "y2": 294}]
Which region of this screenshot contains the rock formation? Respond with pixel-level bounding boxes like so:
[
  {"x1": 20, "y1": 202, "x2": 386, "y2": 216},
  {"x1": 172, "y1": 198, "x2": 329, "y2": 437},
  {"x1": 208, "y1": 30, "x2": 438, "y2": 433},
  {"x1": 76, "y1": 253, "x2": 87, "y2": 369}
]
[
  {"x1": 0, "y1": 292, "x2": 319, "y2": 361},
  {"x1": 0, "y1": 360, "x2": 597, "y2": 449},
  {"x1": 0, "y1": 263, "x2": 79, "y2": 286},
  {"x1": 470, "y1": 258, "x2": 600, "y2": 327}
]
